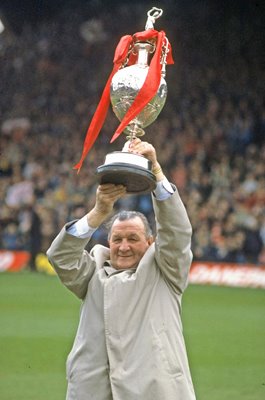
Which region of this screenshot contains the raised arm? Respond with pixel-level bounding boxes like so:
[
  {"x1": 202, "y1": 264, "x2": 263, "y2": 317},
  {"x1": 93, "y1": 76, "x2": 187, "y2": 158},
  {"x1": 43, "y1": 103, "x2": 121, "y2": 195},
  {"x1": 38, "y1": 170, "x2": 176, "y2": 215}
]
[
  {"x1": 153, "y1": 190, "x2": 193, "y2": 294},
  {"x1": 47, "y1": 184, "x2": 126, "y2": 298},
  {"x1": 127, "y1": 138, "x2": 193, "y2": 294}
]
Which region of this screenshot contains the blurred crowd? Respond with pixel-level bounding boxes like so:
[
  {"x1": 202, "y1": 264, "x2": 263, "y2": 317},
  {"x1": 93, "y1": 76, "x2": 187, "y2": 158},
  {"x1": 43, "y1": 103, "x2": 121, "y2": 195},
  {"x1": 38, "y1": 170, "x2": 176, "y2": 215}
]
[{"x1": 0, "y1": 1, "x2": 264, "y2": 268}]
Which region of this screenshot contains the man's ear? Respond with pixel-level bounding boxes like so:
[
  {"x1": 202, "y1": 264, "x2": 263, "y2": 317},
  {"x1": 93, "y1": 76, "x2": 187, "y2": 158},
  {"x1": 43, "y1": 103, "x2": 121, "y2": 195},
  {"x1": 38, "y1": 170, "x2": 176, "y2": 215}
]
[{"x1": 147, "y1": 236, "x2": 155, "y2": 245}]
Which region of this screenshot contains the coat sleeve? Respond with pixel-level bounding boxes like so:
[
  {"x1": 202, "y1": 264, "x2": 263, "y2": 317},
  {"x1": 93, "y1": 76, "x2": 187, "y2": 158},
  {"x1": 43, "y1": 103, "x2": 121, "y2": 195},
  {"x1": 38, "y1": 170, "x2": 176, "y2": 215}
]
[
  {"x1": 46, "y1": 222, "x2": 96, "y2": 299},
  {"x1": 152, "y1": 187, "x2": 193, "y2": 294}
]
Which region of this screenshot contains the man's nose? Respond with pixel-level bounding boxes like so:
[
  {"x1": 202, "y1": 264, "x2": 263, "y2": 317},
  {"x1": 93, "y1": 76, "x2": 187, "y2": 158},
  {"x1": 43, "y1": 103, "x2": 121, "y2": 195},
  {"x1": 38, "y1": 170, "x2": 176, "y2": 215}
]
[{"x1": 119, "y1": 239, "x2": 130, "y2": 251}]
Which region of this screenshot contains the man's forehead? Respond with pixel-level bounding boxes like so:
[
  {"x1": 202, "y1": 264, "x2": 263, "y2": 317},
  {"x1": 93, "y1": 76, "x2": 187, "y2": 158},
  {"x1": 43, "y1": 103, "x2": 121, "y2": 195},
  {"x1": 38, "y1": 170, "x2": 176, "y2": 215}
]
[{"x1": 111, "y1": 217, "x2": 145, "y2": 234}]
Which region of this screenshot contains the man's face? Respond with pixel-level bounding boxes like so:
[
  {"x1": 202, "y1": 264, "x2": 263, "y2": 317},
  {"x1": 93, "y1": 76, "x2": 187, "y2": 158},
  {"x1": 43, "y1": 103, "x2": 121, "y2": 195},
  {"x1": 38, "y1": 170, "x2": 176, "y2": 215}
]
[{"x1": 109, "y1": 217, "x2": 153, "y2": 270}]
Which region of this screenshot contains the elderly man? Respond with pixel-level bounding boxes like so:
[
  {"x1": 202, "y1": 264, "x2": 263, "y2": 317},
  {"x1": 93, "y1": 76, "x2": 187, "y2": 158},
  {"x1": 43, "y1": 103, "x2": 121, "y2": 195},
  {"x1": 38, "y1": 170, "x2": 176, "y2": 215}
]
[{"x1": 47, "y1": 139, "x2": 196, "y2": 400}]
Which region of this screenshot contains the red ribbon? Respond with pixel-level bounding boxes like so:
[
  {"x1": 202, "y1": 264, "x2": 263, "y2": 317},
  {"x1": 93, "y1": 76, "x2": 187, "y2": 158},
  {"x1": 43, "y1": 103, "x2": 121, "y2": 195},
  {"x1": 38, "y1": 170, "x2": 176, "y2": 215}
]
[{"x1": 74, "y1": 29, "x2": 174, "y2": 172}]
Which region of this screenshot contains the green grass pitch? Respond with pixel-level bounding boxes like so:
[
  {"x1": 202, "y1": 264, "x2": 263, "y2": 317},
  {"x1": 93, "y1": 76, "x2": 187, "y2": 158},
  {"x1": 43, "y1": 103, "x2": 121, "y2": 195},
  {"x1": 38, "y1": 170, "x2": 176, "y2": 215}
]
[{"x1": 0, "y1": 271, "x2": 264, "y2": 399}]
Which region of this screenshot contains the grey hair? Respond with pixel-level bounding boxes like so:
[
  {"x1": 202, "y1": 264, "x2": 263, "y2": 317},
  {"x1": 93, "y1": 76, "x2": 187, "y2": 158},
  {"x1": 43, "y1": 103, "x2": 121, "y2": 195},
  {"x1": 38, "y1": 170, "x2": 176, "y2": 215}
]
[{"x1": 106, "y1": 211, "x2": 153, "y2": 240}]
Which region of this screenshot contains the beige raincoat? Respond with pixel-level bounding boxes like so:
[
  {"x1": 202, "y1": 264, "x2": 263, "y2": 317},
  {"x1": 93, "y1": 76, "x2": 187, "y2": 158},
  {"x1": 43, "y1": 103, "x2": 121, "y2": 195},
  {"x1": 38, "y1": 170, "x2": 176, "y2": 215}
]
[{"x1": 47, "y1": 189, "x2": 196, "y2": 400}]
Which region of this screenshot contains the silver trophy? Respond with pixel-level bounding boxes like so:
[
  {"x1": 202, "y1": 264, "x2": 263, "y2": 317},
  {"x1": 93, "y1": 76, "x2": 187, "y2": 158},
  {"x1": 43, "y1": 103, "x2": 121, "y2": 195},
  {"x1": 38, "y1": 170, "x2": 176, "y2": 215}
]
[{"x1": 97, "y1": 8, "x2": 170, "y2": 193}]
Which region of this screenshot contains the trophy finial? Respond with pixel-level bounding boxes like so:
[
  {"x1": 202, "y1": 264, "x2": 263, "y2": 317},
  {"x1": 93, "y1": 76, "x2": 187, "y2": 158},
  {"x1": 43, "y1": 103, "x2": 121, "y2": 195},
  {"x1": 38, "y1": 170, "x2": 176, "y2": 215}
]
[{"x1": 145, "y1": 7, "x2": 163, "y2": 30}]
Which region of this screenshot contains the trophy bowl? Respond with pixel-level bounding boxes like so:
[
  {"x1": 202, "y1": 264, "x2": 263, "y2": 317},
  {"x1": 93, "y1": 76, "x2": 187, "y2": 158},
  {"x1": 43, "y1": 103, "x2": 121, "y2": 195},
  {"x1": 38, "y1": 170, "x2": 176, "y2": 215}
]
[{"x1": 110, "y1": 60, "x2": 167, "y2": 137}]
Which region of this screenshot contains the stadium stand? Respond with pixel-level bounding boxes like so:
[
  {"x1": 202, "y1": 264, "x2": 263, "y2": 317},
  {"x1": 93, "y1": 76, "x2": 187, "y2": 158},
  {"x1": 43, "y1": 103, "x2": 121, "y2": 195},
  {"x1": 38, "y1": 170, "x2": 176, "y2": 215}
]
[{"x1": 0, "y1": 1, "x2": 264, "y2": 266}]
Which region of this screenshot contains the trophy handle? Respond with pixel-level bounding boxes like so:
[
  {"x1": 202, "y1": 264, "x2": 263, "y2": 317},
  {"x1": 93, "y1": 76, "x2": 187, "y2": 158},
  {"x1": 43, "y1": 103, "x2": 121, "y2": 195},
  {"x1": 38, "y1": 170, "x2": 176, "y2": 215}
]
[{"x1": 145, "y1": 7, "x2": 163, "y2": 30}]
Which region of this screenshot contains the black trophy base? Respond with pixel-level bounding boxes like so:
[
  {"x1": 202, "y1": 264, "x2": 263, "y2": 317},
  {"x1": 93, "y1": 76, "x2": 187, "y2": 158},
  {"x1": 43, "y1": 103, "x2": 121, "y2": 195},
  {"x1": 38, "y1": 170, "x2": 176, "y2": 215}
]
[{"x1": 96, "y1": 163, "x2": 157, "y2": 194}]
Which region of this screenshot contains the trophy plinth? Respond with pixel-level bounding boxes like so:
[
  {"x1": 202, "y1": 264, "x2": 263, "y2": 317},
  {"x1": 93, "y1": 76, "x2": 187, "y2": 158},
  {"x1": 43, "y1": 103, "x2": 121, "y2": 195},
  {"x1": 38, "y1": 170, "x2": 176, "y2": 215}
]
[{"x1": 96, "y1": 152, "x2": 156, "y2": 194}]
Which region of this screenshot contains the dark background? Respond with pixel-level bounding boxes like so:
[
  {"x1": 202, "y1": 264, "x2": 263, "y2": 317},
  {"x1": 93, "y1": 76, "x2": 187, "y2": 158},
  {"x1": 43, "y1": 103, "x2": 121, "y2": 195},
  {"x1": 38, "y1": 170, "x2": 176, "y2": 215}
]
[{"x1": 1, "y1": 0, "x2": 264, "y2": 34}]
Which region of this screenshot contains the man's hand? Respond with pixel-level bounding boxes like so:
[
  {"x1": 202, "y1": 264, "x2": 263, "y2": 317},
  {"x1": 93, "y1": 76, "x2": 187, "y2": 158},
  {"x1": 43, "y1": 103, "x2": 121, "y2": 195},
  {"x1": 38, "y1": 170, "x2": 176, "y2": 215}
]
[
  {"x1": 95, "y1": 184, "x2": 126, "y2": 215},
  {"x1": 124, "y1": 138, "x2": 164, "y2": 182},
  {"x1": 87, "y1": 184, "x2": 126, "y2": 228}
]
